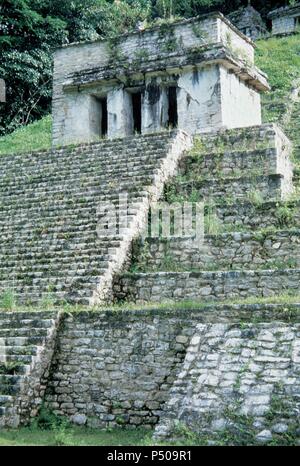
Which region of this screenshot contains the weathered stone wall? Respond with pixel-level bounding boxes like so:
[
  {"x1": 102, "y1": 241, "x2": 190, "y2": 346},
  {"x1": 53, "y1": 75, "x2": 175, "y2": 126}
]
[
  {"x1": 44, "y1": 310, "x2": 195, "y2": 428},
  {"x1": 180, "y1": 125, "x2": 292, "y2": 179},
  {"x1": 155, "y1": 319, "x2": 300, "y2": 443},
  {"x1": 168, "y1": 173, "x2": 288, "y2": 202},
  {"x1": 132, "y1": 229, "x2": 300, "y2": 271},
  {"x1": 210, "y1": 200, "x2": 300, "y2": 230},
  {"x1": 52, "y1": 13, "x2": 267, "y2": 145},
  {"x1": 220, "y1": 67, "x2": 262, "y2": 129},
  {"x1": 113, "y1": 268, "x2": 300, "y2": 303},
  {"x1": 43, "y1": 306, "x2": 300, "y2": 442},
  {"x1": 272, "y1": 15, "x2": 298, "y2": 35},
  {"x1": 176, "y1": 66, "x2": 223, "y2": 135}
]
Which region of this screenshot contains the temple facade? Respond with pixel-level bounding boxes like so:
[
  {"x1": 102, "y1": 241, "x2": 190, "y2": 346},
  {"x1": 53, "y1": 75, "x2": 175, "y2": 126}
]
[
  {"x1": 268, "y1": 4, "x2": 300, "y2": 35},
  {"x1": 52, "y1": 13, "x2": 269, "y2": 146},
  {"x1": 228, "y1": 5, "x2": 267, "y2": 41}
]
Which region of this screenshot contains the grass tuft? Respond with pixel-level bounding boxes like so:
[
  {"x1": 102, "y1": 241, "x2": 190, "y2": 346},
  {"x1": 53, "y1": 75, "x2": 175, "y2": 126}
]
[{"x1": 0, "y1": 115, "x2": 52, "y2": 155}]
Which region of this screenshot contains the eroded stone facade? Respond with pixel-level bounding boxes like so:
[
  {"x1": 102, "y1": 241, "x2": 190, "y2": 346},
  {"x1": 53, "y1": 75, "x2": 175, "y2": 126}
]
[
  {"x1": 228, "y1": 5, "x2": 267, "y2": 40},
  {"x1": 269, "y1": 4, "x2": 300, "y2": 36},
  {"x1": 52, "y1": 13, "x2": 269, "y2": 146}
]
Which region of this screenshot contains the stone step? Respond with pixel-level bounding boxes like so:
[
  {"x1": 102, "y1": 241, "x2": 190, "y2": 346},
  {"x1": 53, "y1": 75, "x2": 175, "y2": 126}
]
[
  {"x1": 0, "y1": 311, "x2": 58, "y2": 320},
  {"x1": 0, "y1": 177, "x2": 155, "y2": 204},
  {"x1": 2, "y1": 354, "x2": 35, "y2": 364},
  {"x1": 0, "y1": 327, "x2": 49, "y2": 338},
  {"x1": 0, "y1": 240, "x2": 116, "y2": 253},
  {"x1": 180, "y1": 146, "x2": 292, "y2": 180},
  {"x1": 0, "y1": 131, "x2": 174, "y2": 166},
  {"x1": 0, "y1": 362, "x2": 30, "y2": 375},
  {"x1": 0, "y1": 191, "x2": 148, "y2": 215},
  {"x1": 0, "y1": 374, "x2": 24, "y2": 384},
  {"x1": 0, "y1": 311, "x2": 59, "y2": 427},
  {"x1": 0, "y1": 395, "x2": 14, "y2": 406},
  {"x1": 0, "y1": 158, "x2": 165, "y2": 188},
  {"x1": 0, "y1": 273, "x2": 107, "y2": 293},
  {"x1": 0, "y1": 254, "x2": 120, "y2": 275},
  {"x1": 205, "y1": 199, "x2": 300, "y2": 231},
  {"x1": 132, "y1": 229, "x2": 300, "y2": 272},
  {"x1": 0, "y1": 336, "x2": 46, "y2": 346},
  {"x1": 165, "y1": 174, "x2": 290, "y2": 203},
  {"x1": 0, "y1": 346, "x2": 39, "y2": 356},
  {"x1": 0, "y1": 207, "x2": 139, "y2": 224},
  {"x1": 113, "y1": 268, "x2": 300, "y2": 303},
  {"x1": 198, "y1": 124, "x2": 286, "y2": 154},
  {"x1": 0, "y1": 167, "x2": 160, "y2": 191},
  {"x1": 0, "y1": 318, "x2": 56, "y2": 330},
  {"x1": 0, "y1": 385, "x2": 22, "y2": 396}
]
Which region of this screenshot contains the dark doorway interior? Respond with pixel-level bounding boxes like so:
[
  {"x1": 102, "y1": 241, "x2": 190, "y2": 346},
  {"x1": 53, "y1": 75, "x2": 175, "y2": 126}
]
[
  {"x1": 167, "y1": 86, "x2": 178, "y2": 128},
  {"x1": 132, "y1": 92, "x2": 142, "y2": 134},
  {"x1": 100, "y1": 97, "x2": 108, "y2": 136}
]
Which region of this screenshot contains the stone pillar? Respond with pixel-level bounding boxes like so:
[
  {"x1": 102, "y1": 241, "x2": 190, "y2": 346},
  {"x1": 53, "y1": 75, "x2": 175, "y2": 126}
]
[
  {"x1": 64, "y1": 93, "x2": 102, "y2": 144},
  {"x1": 142, "y1": 78, "x2": 168, "y2": 134},
  {"x1": 107, "y1": 87, "x2": 133, "y2": 138}
]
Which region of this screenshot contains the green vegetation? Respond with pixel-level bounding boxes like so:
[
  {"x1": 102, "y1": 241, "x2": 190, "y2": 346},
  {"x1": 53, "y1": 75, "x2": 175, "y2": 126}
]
[
  {"x1": 0, "y1": 291, "x2": 300, "y2": 316},
  {"x1": 0, "y1": 115, "x2": 51, "y2": 155},
  {"x1": 256, "y1": 35, "x2": 300, "y2": 123},
  {"x1": 0, "y1": 361, "x2": 23, "y2": 375},
  {"x1": 0, "y1": 426, "x2": 155, "y2": 447},
  {"x1": 0, "y1": 289, "x2": 17, "y2": 310}
]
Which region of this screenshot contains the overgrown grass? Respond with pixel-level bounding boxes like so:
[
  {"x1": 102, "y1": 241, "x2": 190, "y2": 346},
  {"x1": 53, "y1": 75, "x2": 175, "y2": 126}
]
[
  {"x1": 0, "y1": 292, "x2": 299, "y2": 315},
  {"x1": 0, "y1": 426, "x2": 155, "y2": 446},
  {"x1": 256, "y1": 34, "x2": 300, "y2": 123},
  {"x1": 0, "y1": 115, "x2": 52, "y2": 155}
]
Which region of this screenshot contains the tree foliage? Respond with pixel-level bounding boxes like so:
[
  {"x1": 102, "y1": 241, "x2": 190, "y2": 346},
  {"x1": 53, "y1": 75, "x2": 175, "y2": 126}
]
[{"x1": 0, "y1": 0, "x2": 289, "y2": 135}]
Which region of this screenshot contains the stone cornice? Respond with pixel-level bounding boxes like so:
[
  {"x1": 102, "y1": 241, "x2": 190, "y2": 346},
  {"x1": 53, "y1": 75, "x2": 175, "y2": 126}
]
[{"x1": 62, "y1": 43, "x2": 269, "y2": 92}]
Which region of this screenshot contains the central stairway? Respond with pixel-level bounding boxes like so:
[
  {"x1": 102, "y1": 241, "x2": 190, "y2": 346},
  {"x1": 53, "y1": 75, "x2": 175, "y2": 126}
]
[
  {"x1": 113, "y1": 124, "x2": 297, "y2": 303},
  {"x1": 0, "y1": 130, "x2": 191, "y2": 305}
]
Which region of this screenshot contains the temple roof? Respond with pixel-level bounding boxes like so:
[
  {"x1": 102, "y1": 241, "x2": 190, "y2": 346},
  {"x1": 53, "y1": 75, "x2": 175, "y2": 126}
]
[
  {"x1": 228, "y1": 5, "x2": 266, "y2": 29},
  {"x1": 268, "y1": 3, "x2": 300, "y2": 19}
]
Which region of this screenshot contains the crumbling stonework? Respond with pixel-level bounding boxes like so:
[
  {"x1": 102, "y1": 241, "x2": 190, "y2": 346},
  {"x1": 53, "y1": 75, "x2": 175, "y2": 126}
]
[
  {"x1": 0, "y1": 311, "x2": 61, "y2": 428},
  {"x1": 154, "y1": 319, "x2": 300, "y2": 442},
  {"x1": 132, "y1": 229, "x2": 300, "y2": 272},
  {"x1": 228, "y1": 5, "x2": 267, "y2": 41},
  {"x1": 269, "y1": 4, "x2": 300, "y2": 36},
  {"x1": 52, "y1": 13, "x2": 269, "y2": 146},
  {"x1": 42, "y1": 305, "x2": 299, "y2": 444},
  {"x1": 0, "y1": 307, "x2": 299, "y2": 444}
]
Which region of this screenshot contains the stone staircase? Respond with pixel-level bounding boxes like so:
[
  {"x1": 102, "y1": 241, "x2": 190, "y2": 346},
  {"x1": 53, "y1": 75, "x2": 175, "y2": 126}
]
[
  {"x1": 0, "y1": 130, "x2": 191, "y2": 305},
  {"x1": 0, "y1": 311, "x2": 60, "y2": 427},
  {"x1": 113, "y1": 124, "x2": 298, "y2": 303}
]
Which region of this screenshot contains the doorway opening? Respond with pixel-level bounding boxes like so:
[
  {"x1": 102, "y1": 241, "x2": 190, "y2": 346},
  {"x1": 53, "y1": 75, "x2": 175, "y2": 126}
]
[
  {"x1": 131, "y1": 92, "x2": 142, "y2": 134},
  {"x1": 99, "y1": 97, "x2": 108, "y2": 136},
  {"x1": 167, "y1": 86, "x2": 178, "y2": 128}
]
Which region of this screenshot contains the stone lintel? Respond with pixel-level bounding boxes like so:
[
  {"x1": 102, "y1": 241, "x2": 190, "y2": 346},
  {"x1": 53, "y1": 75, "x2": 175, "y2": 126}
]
[
  {"x1": 268, "y1": 4, "x2": 300, "y2": 19},
  {"x1": 63, "y1": 45, "x2": 269, "y2": 93}
]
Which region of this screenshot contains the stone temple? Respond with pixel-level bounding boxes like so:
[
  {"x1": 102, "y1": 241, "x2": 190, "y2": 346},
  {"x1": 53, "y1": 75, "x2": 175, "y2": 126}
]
[
  {"x1": 227, "y1": 4, "x2": 267, "y2": 41},
  {"x1": 52, "y1": 12, "x2": 269, "y2": 145},
  {"x1": 0, "y1": 12, "x2": 299, "y2": 445},
  {"x1": 268, "y1": 3, "x2": 300, "y2": 36}
]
